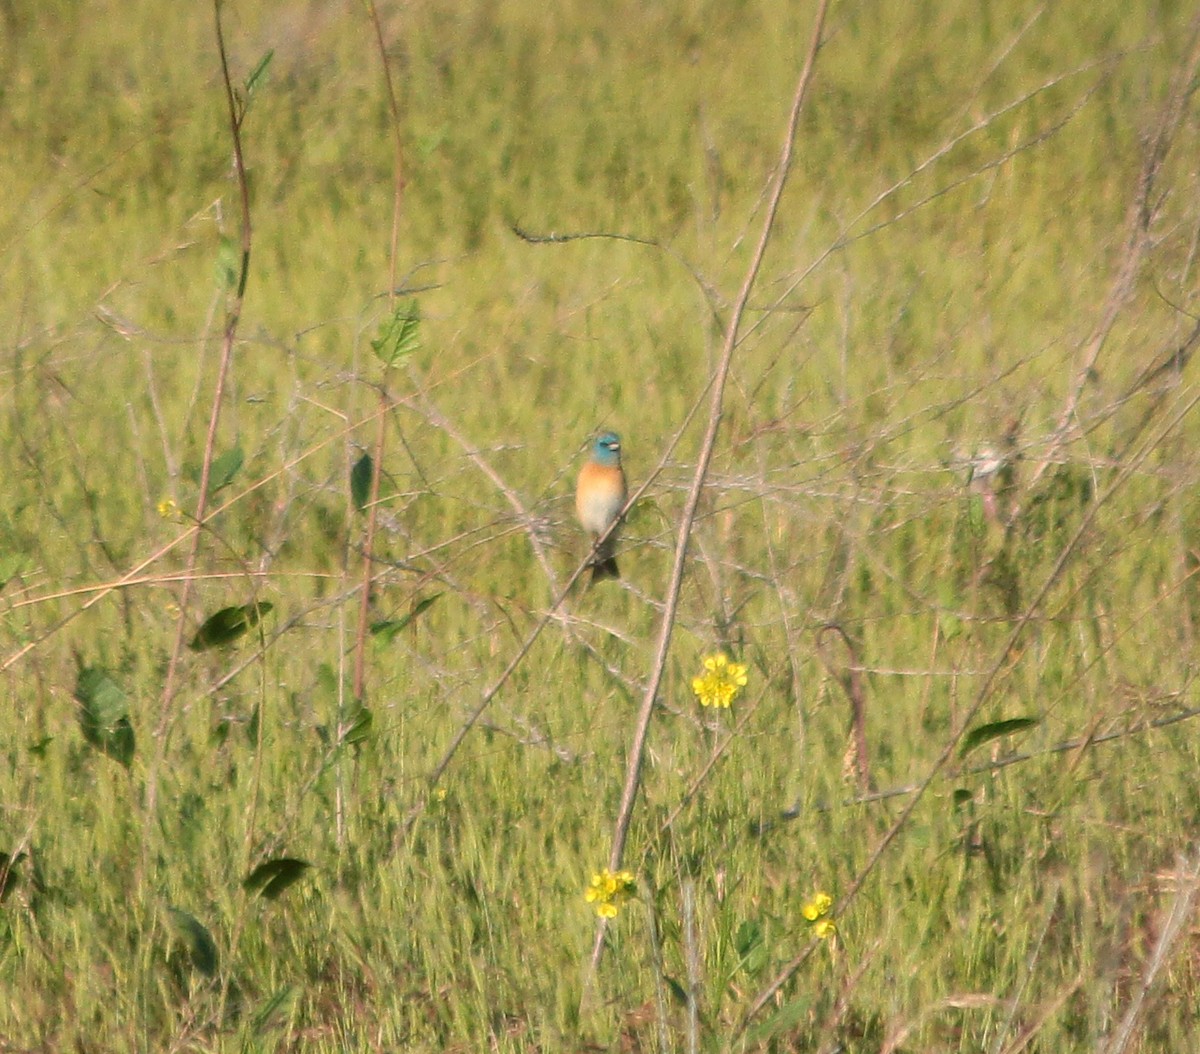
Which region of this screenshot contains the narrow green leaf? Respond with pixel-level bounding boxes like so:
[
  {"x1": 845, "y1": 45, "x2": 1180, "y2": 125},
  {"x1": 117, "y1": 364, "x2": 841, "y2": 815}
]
[
  {"x1": 189, "y1": 601, "x2": 273, "y2": 651},
  {"x1": 663, "y1": 975, "x2": 689, "y2": 1006},
  {"x1": 74, "y1": 667, "x2": 135, "y2": 768},
  {"x1": 350, "y1": 452, "x2": 373, "y2": 512},
  {"x1": 244, "y1": 857, "x2": 312, "y2": 901},
  {"x1": 167, "y1": 907, "x2": 219, "y2": 977},
  {"x1": 370, "y1": 593, "x2": 442, "y2": 643},
  {"x1": 960, "y1": 716, "x2": 1040, "y2": 758},
  {"x1": 370, "y1": 299, "x2": 421, "y2": 369},
  {"x1": 207, "y1": 445, "x2": 244, "y2": 498},
  {"x1": 245, "y1": 49, "x2": 274, "y2": 97}
]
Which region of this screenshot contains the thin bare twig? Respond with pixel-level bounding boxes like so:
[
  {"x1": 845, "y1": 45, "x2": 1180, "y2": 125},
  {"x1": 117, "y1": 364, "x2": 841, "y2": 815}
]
[
  {"x1": 392, "y1": 326, "x2": 723, "y2": 844},
  {"x1": 1027, "y1": 15, "x2": 1200, "y2": 494},
  {"x1": 400, "y1": 386, "x2": 563, "y2": 596},
  {"x1": 589, "y1": 0, "x2": 832, "y2": 979}
]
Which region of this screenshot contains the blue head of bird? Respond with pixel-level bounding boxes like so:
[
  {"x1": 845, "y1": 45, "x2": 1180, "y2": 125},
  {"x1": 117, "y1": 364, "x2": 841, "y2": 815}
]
[{"x1": 592, "y1": 431, "x2": 622, "y2": 466}]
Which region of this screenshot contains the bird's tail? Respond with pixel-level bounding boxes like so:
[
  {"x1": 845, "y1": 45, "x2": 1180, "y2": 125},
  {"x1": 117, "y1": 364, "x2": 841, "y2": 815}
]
[
  {"x1": 589, "y1": 533, "x2": 620, "y2": 582},
  {"x1": 590, "y1": 555, "x2": 619, "y2": 582}
]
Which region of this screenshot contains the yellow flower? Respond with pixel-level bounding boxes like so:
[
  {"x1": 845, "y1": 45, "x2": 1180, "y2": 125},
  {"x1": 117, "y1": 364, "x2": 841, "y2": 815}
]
[
  {"x1": 801, "y1": 891, "x2": 832, "y2": 921},
  {"x1": 584, "y1": 867, "x2": 636, "y2": 918},
  {"x1": 802, "y1": 891, "x2": 836, "y2": 938},
  {"x1": 691, "y1": 653, "x2": 748, "y2": 708},
  {"x1": 157, "y1": 497, "x2": 180, "y2": 521}
]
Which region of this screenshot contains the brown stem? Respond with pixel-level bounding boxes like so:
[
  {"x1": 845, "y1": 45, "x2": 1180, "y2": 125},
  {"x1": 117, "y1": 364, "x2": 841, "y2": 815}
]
[
  {"x1": 147, "y1": 0, "x2": 253, "y2": 824},
  {"x1": 589, "y1": 0, "x2": 832, "y2": 979}
]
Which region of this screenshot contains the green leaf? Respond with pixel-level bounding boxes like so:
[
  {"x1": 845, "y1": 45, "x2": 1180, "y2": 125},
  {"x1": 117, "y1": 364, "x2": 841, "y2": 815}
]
[
  {"x1": 734, "y1": 918, "x2": 763, "y2": 956},
  {"x1": 189, "y1": 601, "x2": 273, "y2": 651},
  {"x1": 167, "y1": 907, "x2": 219, "y2": 977},
  {"x1": 370, "y1": 299, "x2": 421, "y2": 369},
  {"x1": 74, "y1": 667, "x2": 135, "y2": 768},
  {"x1": 207, "y1": 446, "x2": 244, "y2": 498},
  {"x1": 244, "y1": 857, "x2": 312, "y2": 901},
  {"x1": 952, "y1": 788, "x2": 974, "y2": 809},
  {"x1": 734, "y1": 918, "x2": 768, "y2": 975},
  {"x1": 313, "y1": 665, "x2": 372, "y2": 748},
  {"x1": 350, "y1": 452, "x2": 373, "y2": 512},
  {"x1": 341, "y1": 704, "x2": 373, "y2": 746},
  {"x1": 371, "y1": 593, "x2": 442, "y2": 643},
  {"x1": 662, "y1": 975, "x2": 689, "y2": 1006},
  {"x1": 960, "y1": 716, "x2": 1040, "y2": 758},
  {"x1": 245, "y1": 49, "x2": 274, "y2": 98}
]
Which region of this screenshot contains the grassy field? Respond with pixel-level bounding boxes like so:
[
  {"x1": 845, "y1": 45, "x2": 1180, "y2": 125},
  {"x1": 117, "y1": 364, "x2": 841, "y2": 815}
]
[{"x1": 4, "y1": 0, "x2": 1200, "y2": 1050}]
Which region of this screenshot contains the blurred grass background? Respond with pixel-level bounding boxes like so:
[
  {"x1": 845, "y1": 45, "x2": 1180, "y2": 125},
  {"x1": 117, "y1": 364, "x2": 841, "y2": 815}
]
[{"x1": 3, "y1": 0, "x2": 1200, "y2": 1050}]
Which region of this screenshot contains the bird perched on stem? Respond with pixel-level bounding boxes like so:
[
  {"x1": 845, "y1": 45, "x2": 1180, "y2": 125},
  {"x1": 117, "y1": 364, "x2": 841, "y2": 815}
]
[{"x1": 575, "y1": 431, "x2": 627, "y2": 582}]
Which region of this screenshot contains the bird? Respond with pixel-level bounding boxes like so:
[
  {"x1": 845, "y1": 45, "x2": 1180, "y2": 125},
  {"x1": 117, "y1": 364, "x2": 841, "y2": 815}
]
[{"x1": 575, "y1": 431, "x2": 627, "y2": 582}]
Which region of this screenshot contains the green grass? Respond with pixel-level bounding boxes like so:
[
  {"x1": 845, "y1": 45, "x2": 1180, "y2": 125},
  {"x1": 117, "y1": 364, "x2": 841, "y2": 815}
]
[{"x1": 4, "y1": 0, "x2": 1200, "y2": 1050}]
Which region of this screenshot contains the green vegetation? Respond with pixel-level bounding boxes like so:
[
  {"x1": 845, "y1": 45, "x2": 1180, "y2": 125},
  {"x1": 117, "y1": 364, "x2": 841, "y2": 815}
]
[{"x1": 3, "y1": 0, "x2": 1200, "y2": 1049}]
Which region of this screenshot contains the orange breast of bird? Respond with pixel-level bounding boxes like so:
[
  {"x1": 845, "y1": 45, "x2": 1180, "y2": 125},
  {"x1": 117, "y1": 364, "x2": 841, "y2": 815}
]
[{"x1": 576, "y1": 461, "x2": 626, "y2": 537}]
